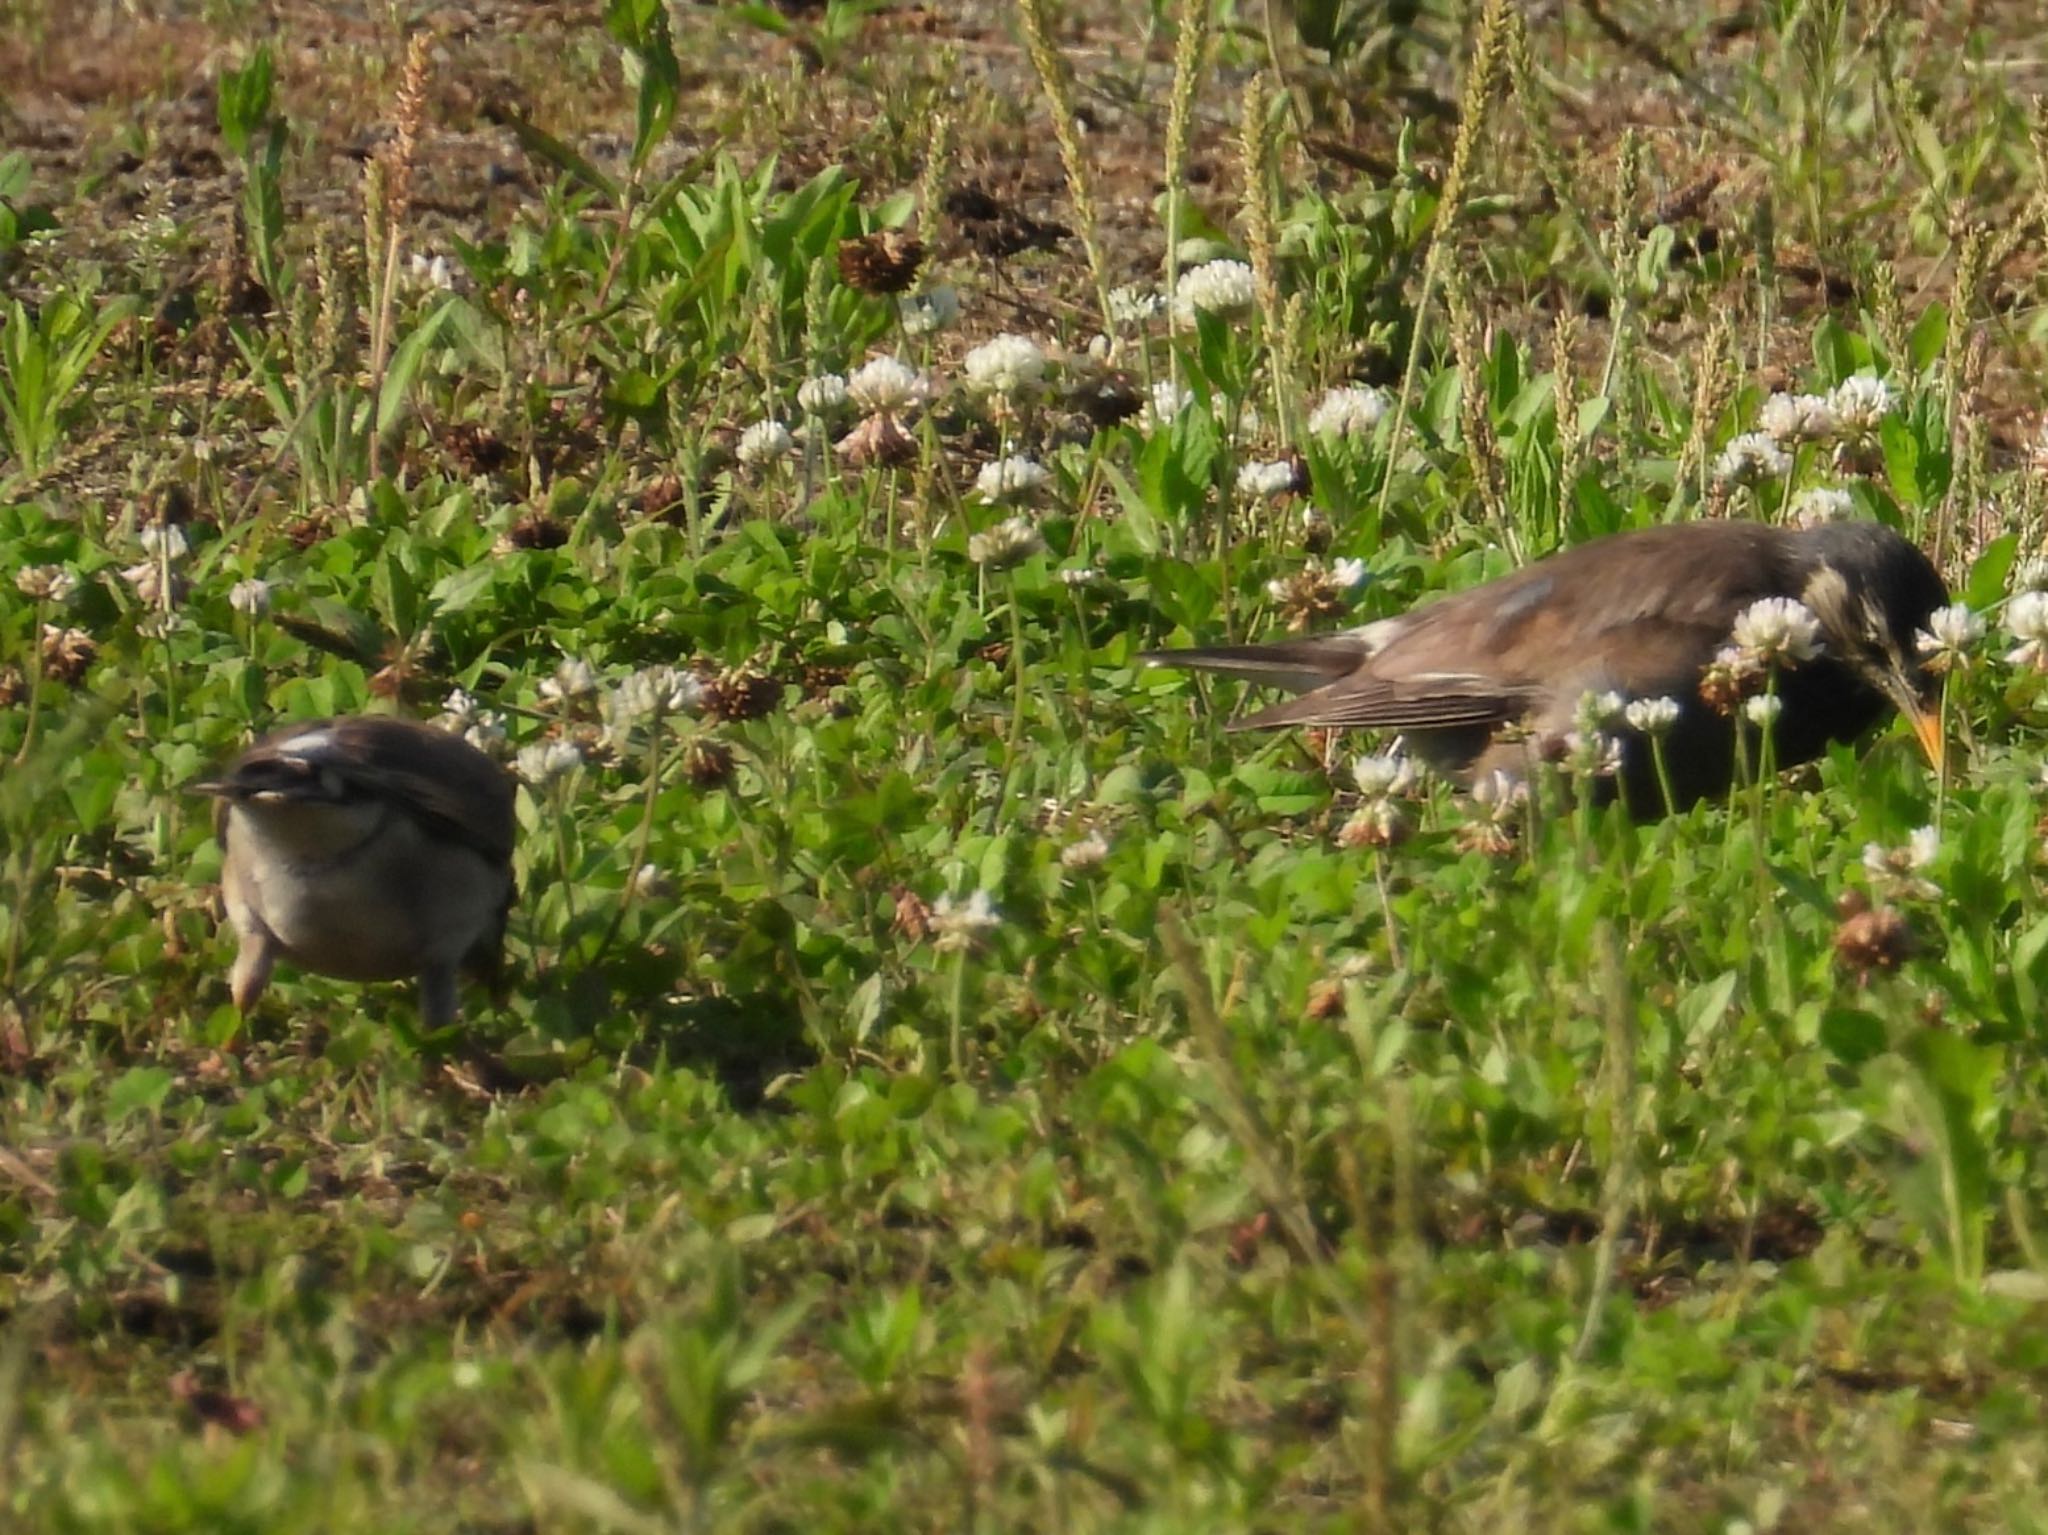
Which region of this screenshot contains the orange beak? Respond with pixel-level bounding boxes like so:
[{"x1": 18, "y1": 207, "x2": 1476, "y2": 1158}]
[
  {"x1": 1906, "y1": 701, "x2": 1945, "y2": 772},
  {"x1": 1883, "y1": 671, "x2": 1945, "y2": 773}
]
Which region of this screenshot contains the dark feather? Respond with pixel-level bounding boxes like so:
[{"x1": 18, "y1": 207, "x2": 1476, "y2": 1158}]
[{"x1": 196, "y1": 717, "x2": 515, "y2": 866}]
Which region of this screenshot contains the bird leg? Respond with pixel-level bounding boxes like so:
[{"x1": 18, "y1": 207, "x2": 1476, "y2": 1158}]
[
  {"x1": 229, "y1": 932, "x2": 277, "y2": 1016},
  {"x1": 418, "y1": 964, "x2": 461, "y2": 1032}
]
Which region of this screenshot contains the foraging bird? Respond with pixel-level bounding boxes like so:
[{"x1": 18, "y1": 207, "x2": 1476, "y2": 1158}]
[
  {"x1": 195, "y1": 716, "x2": 515, "y2": 1029},
  {"x1": 1144, "y1": 520, "x2": 1949, "y2": 812}
]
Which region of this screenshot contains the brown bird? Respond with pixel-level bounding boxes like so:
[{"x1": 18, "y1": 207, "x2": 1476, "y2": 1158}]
[
  {"x1": 195, "y1": 716, "x2": 515, "y2": 1029},
  {"x1": 1144, "y1": 521, "x2": 1949, "y2": 812}
]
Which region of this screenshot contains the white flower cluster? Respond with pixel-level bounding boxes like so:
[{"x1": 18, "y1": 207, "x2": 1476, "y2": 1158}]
[
  {"x1": 1915, "y1": 603, "x2": 1983, "y2": 672},
  {"x1": 962, "y1": 334, "x2": 1048, "y2": 398},
  {"x1": 1622, "y1": 696, "x2": 1680, "y2": 735},
  {"x1": 932, "y1": 888, "x2": 1001, "y2": 951},
  {"x1": 1730, "y1": 596, "x2": 1822, "y2": 665},
  {"x1": 1788, "y1": 487, "x2": 1856, "y2": 527},
  {"x1": 1171, "y1": 259, "x2": 1257, "y2": 324},
  {"x1": 967, "y1": 516, "x2": 1044, "y2": 569},
  {"x1": 1862, "y1": 826, "x2": 1940, "y2": 901},
  {"x1": 2005, "y1": 591, "x2": 2048, "y2": 671},
  {"x1": 846, "y1": 355, "x2": 930, "y2": 416},
  {"x1": 1306, "y1": 386, "x2": 1389, "y2": 439},
  {"x1": 975, "y1": 455, "x2": 1050, "y2": 501},
  {"x1": 1235, "y1": 459, "x2": 1297, "y2": 500},
  {"x1": 14, "y1": 565, "x2": 76, "y2": 603},
  {"x1": 736, "y1": 420, "x2": 795, "y2": 467},
  {"x1": 1712, "y1": 431, "x2": 1793, "y2": 486}
]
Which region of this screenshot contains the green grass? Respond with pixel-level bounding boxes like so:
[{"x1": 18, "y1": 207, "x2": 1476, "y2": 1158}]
[{"x1": 6, "y1": 0, "x2": 2048, "y2": 1528}]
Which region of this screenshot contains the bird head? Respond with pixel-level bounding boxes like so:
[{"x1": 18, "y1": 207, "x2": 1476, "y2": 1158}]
[
  {"x1": 1793, "y1": 522, "x2": 1949, "y2": 769},
  {"x1": 194, "y1": 726, "x2": 392, "y2": 859}
]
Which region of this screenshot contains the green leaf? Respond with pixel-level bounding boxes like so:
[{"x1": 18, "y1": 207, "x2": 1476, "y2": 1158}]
[
  {"x1": 1963, "y1": 533, "x2": 2017, "y2": 611},
  {"x1": 216, "y1": 45, "x2": 274, "y2": 158},
  {"x1": 376, "y1": 294, "x2": 463, "y2": 436}
]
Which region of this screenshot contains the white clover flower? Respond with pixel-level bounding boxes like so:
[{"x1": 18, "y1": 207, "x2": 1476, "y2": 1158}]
[
  {"x1": 2013, "y1": 556, "x2": 2048, "y2": 594},
  {"x1": 539, "y1": 657, "x2": 600, "y2": 704},
  {"x1": 1171, "y1": 258, "x2": 1257, "y2": 323},
  {"x1": 1908, "y1": 825, "x2": 1940, "y2": 868},
  {"x1": 406, "y1": 251, "x2": 454, "y2": 291},
  {"x1": 898, "y1": 285, "x2": 960, "y2": 337},
  {"x1": 2005, "y1": 590, "x2": 2048, "y2": 671},
  {"x1": 736, "y1": 419, "x2": 795, "y2": 466},
  {"x1": 1336, "y1": 798, "x2": 1410, "y2": 851},
  {"x1": 1106, "y1": 285, "x2": 1165, "y2": 328},
  {"x1": 1471, "y1": 767, "x2": 1528, "y2": 812},
  {"x1": 1138, "y1": 379, "x2": 1195, "y2": 432},
  {"x1": 1829, "y1": 374, "x2": 1898, "y2": 434},
  {"x1": 1577, "y1": 690, "x2": 1627, "y2": 729},
  {"x1": 1057, "y1": 564, "x2": 1098, "y2": 588},
  {"x1": 846, "y1": 355, "x2": 930, "y2": 416},
  {"x1": 441, "y1": 688, "x2": 485, "y2": 727},
  {"x1": 1863, "y1": 826, "x2": 1940, "y2": 900},
  {"x1": 1564, "y1": 730, "x2": 1625, "y2": 778},
  {"x1": 1306, "y1": 385, "x2": 1390, "y2": 439},
  {"x1": 975, "y1": 455, "x2": 1050, "y2": 501},
  {"x1": 1758, "y1": 391, "x2": 1839, "y2": 445},
  {"x1": 932, "y1": 888, "x2": 1001, "y2": 951},
  {"x1": 516, "y1": 739, "x2": 583, "y2": 786},
  {"x1": 119, "y1": 561, "x2": 182, "y2": 607},
  {"x1": 227, "y1": 577, "x2": 272, "y2": 615},
  {"x1": 1916, "y1": 603, "x2": 1984, "y2": 672},
  {"x1": 1235, "y1": 459, "x2": 1297, "y2": 500},
  {"x1": 14, "y1": 565, "x2": 76, "y2": 603},
  {"x1": 1060, "y1": 831, "x2": 1111, "y2": 872},
  {"x1": 962, "y1": 333, "x2": 1047, "y2": 397},
  {"x1": 612, "y1": 664, "x2": 704, "y2": 722},
  {"x1": 797, "y1": 373, "x2": 849, "y2": 414},
  {"x1": 461, "y1": 715, "x2": 507, "y2": 753},
  {"x1": 1352, "y1": 753, "x2": 1415, "y2": 797},
  {"x1": 1265, "y1": 556, "x2": 1365, "y2": 623},
  {"x1": 967, "y1": 515, "x2": 1044, "y2": 570},
  {"x1": 1789, "y1": 486, "x2": 1857, "y2": 527},
  {"x1": 1712, "y1": 431, "x2": 1793, "y2": 486},
  {"x1": 1623, "y1": 696, "x2": 1681, "y2": 735},
  {"x1": 138, "y1": 524, "x2": 189, "y2": 559},
  {"x1": 1731, "y1": 596, "x2": 1823, "y2": 665},
  {"x1": 1743, "y1": 693, "x2": 1783, "y2": 729}
]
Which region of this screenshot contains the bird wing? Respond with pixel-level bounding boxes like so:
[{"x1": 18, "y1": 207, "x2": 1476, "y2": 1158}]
[
  {"x1": 321, "y1": 717, "x2": 517, "y2": 866},
  {"x1": 1231, "y1": 671, "x2": 1534, "y2": 731},
  {"x1": 1138, "y1": 632, "x2": 1382, "y2": 694},
  {"x1": 201, "y1": 717, "x2": 516, "y2": 866},
  {"x1": 1160, "y1": 522, "x2": 1795, "y2": 735}
]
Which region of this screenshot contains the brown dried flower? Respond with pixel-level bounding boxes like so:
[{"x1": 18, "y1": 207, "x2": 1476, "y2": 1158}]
[
  {"x1": 683, "y1": 737, "x2": 735, "y2": 788},
  {"x1": 41, "y1": 626, "x2": 98, "y2": 686},
  {"x1": 1834, "y1": 902, "x2": 1915, "y2": 978},
  {"x1": 835, "y1": 412, "x2": 918, "y2": 469},
  {"x1": 837, "y1": 231, "x2": 925, "y2": 294},
  {"x1": 505, "y1": 511, "x2": 570, "y2": 550},
  {"x1": 700, "y1": 668, "x2": 780, "y2": 723},
  {"x1": 892, "y1": 886, "x2": 932, "y2": 942},
  {"x1": 442, "y1": 421, "x2": 511, "y2": 475}
]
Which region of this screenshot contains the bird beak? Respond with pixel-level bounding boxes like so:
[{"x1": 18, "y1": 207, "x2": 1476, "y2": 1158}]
[{"x1": 1882, "y1": 671, "x2": 1944, "y2": 772}]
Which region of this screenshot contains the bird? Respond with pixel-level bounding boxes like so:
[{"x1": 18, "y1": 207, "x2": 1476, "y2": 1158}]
[
  {"x1": 1143, "y1": 520, "x2": 1949, "y2": 813},
  {"x1": 194, "y1": 716, "x2": 516, "y2": 1031}
]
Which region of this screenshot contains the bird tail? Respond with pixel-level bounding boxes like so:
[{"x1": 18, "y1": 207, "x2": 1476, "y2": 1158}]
[{"x1": 1139, "y1": 635, "x2": 1372, "y2": 696}]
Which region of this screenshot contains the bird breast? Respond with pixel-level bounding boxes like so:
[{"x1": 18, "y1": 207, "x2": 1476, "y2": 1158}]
[{"x1": 223, "y1": 802, "x2": 508, "y2": 983}]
